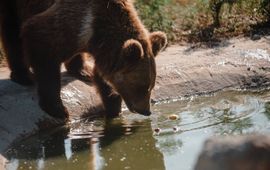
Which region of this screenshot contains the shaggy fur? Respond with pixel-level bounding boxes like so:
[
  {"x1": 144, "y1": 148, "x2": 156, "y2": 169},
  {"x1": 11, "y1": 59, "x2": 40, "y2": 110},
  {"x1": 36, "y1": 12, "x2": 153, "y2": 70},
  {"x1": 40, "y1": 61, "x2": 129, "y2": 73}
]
[{"x1": 0, "y1": 0, "x2": 167, "y2": 119}]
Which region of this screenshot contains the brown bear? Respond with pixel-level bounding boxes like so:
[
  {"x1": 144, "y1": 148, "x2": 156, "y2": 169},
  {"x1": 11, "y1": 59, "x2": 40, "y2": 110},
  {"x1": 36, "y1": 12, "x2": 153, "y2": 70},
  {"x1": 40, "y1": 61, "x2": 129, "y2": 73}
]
[{"x1": 0, "y1": 0, "x2": 167, "y2": 119}]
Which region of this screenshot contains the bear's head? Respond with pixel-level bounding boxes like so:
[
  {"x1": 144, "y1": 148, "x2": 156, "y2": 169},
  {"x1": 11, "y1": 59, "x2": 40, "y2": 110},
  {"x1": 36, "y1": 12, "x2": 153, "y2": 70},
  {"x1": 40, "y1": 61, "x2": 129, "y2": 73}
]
[{"x1": 107, "y1": 31, "x2": 167, "y2": 116}]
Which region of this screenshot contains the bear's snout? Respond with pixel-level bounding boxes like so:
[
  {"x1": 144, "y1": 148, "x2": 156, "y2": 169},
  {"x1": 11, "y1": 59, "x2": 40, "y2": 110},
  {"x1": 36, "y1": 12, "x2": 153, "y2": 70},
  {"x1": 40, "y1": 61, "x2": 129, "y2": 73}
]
[
  {"x1": 125, "y1": 101, "x2": 152, "y2": 116},
  {"x1": 138, "y1": 110, "x2": 152, "y2": 116},
  {"x1": 133, "y1": 108, "x2": 152, "y2": 116}
]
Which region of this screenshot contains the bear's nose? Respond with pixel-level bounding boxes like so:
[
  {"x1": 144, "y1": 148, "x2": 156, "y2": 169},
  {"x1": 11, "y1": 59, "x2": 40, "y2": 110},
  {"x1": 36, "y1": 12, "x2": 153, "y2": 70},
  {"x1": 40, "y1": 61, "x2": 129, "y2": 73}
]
[{"x1": 137, "y1": 110, "x2": 152, "y2": 116}]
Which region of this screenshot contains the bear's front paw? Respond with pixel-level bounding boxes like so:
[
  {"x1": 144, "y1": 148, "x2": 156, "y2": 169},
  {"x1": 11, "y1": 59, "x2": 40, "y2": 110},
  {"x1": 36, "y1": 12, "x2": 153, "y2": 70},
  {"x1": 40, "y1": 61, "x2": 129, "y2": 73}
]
[{"x1": 39, "y1": 101, "x2": 69, "y2": 120}]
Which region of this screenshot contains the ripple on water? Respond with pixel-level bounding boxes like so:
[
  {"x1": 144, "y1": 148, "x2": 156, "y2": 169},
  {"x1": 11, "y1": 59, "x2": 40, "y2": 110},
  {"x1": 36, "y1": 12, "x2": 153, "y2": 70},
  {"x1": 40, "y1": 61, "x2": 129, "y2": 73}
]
[{"x1": 4, "y1": 90, "x2": 270, "y2": 170}]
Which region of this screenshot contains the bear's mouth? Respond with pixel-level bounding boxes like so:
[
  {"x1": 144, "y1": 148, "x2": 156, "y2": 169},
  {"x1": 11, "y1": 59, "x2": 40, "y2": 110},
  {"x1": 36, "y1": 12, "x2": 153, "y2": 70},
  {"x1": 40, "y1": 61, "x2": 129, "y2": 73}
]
[{"x1": 137, "y1": 110, "x2": 152, "y2": 116}]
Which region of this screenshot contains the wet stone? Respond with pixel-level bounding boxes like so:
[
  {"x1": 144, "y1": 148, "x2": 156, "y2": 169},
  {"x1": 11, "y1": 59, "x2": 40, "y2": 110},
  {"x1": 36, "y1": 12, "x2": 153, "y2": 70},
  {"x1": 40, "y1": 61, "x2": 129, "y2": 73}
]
[{"x1": 195, "y1": 134, "x2": 270, "y2": 170}]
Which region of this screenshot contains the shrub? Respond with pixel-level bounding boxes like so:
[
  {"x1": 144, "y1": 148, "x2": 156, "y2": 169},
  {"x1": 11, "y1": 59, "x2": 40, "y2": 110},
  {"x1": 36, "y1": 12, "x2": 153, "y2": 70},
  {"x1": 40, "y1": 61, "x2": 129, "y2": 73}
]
[
  {"x1": 135, "y1": 0, "x2": 174, "y2": 40},
  {"x1": 259, "y1": 0, "x2": 270, "y2": 19}
]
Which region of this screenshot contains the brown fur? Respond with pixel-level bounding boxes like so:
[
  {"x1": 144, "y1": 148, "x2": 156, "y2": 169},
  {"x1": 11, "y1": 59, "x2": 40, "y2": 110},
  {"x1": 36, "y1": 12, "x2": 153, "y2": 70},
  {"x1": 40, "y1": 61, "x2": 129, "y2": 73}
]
[{"x1": 0, "y1": 0, "x2": 167, "y2": 119}]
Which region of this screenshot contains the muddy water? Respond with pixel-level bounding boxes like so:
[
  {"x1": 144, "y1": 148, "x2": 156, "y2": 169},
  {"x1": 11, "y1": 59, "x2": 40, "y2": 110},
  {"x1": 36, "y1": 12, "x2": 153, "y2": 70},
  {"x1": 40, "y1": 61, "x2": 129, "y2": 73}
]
[{"x1": 4, "y1": 90, "x2": 270, "y2": 170}]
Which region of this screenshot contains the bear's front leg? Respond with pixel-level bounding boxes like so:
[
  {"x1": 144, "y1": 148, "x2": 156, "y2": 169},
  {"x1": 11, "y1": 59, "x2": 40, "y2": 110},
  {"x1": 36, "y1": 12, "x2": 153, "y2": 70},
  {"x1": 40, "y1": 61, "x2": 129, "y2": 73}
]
[
  {"x1": 32, "y1": 58, "x2": 69, "y2": 119},
  {"x1": 22, "y1": 16, "x2": 69, "y2": 119},
  {"x1": 94, "y1": 68, "x2": 122, "y2": 118}
]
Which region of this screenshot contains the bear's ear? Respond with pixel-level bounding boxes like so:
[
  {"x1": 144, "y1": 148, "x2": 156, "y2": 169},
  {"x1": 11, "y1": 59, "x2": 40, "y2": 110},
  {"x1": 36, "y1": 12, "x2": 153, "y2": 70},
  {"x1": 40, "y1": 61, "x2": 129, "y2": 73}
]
[
  {"x1": 121, "y1": 39, "x2": 144, "y2": 63},
  {"x1": 150, "y1": 31, "x2": 167, "y2": 56}
]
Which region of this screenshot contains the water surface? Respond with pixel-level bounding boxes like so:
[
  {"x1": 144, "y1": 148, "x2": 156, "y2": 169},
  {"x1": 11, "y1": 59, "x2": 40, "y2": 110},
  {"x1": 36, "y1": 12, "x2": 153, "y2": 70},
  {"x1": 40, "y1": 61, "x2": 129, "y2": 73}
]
[{"x1": 4, "y1": 90, "x2": 270, "y2": 170}]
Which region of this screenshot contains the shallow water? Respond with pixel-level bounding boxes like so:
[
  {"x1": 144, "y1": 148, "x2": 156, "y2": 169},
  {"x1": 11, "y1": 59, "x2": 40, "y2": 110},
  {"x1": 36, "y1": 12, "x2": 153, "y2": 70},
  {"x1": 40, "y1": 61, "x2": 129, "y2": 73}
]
[{"x1": 4, "y1": 90, "x2": 270, "y2": 170}]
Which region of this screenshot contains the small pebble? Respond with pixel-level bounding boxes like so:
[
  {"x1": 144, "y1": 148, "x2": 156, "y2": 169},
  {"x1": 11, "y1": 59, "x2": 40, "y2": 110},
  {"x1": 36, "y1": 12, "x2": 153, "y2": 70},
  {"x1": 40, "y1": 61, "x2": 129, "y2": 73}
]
[
  {"x1": 154, "y1": 128, "x2": 161, "y2": 133},
  {"x1": 169, "y1": 114, "x2": 179, "y2": 120},
  {"x1": 251, "y1": 34, "x2": 261, "y2": 41}
]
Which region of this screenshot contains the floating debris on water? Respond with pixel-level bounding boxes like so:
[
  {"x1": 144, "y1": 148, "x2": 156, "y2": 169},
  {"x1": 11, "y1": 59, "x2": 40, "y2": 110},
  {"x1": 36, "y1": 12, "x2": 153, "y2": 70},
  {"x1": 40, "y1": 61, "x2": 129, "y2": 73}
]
[
  {"x1": 153, "y1": 128, "x2": 161, "y2": 135},
  {"x1": 173, "y1": 126, "x2": 179, "y2": 132},
  {"x1": 168, "y1": 114, "x2": 179, "y2": 120},
  {"x1": 154, "y1": 128, "x2": 161, "y2": 133}
]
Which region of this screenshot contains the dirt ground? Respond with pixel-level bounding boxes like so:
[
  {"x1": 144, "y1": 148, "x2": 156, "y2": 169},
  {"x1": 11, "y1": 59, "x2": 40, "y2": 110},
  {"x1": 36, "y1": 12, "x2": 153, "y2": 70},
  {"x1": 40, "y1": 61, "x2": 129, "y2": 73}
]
[{"x1": 153, "y1": 35, "x2": 270, "y2": 101}]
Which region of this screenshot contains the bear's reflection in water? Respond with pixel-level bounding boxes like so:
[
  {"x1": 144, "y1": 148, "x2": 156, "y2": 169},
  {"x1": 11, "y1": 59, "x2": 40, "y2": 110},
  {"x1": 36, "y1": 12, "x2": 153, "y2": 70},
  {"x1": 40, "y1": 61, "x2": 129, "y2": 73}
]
[{"x1": 4, "y1": 117, "x2": 165, "y2": 170}]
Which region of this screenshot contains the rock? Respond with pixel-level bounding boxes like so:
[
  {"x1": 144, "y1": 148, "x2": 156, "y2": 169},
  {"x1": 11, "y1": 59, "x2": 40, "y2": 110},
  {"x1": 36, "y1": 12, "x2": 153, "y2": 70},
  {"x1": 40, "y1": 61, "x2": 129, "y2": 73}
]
[
  {"x1": 195, "y1": 135, "x2": 270, "y2": 170},
  {"x1": 0, "y1": 67, "x2": 104, "y2": 152},
  {"x1": 251, "y1": 34, "x2": 261, "y2": 41}
]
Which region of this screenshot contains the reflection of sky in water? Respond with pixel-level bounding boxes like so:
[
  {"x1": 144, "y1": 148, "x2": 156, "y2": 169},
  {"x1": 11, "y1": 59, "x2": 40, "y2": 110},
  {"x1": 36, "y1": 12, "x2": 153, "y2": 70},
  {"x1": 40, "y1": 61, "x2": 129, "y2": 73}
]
[{"x1": 4, "y1": 90, "x2": 270, "y2": 170}]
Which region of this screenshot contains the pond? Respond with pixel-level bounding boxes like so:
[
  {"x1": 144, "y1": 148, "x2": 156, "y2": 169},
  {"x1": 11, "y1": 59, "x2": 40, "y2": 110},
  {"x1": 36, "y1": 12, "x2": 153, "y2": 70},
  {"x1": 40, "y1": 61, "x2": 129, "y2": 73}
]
[{"x1": 4, "y1": 90, "x2": 270, "y2": 170}]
